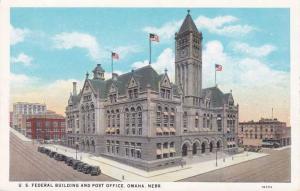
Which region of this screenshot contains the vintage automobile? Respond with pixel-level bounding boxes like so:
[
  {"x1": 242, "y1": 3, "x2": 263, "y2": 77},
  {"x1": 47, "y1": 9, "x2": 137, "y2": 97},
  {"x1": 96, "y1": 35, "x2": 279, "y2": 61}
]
[{"x1": 90, "y1": 166, "x2": 101, "y2": 176}]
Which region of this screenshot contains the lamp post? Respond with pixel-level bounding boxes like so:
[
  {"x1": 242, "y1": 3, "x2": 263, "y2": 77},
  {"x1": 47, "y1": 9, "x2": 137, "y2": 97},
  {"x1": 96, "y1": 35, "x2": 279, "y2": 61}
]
[{"x1": 75, "y1": 142, "x2": 79, "y2": 160}]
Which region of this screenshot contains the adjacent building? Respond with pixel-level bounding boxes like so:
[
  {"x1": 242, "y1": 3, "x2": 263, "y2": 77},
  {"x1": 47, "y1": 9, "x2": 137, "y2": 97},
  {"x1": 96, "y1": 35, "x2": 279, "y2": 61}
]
[
  {"x1": 65, "y1": 11, "x2": 239, "y2": 171},
  {"x1": 26, "y1": 110, "x2": 66, "y2": 142},
  {"x1": 238, "y1": 118, "x2": 291, "y2": 147},
  {"x1": 12, "y1": 102, "x2": 46, "y2": 135}
]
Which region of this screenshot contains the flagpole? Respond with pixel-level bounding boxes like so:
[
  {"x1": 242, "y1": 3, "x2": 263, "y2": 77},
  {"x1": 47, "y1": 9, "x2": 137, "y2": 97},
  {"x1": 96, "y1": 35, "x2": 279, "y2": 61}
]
[
  {"x1": 111, "y1": 52, "x2": 113, "y2": 77},
  {"x1": 215, "y1": 64, "x2": 216, "y2": 86},
  {"x1": 149, "y1": 35, "x2": 151, "y2": 65}
]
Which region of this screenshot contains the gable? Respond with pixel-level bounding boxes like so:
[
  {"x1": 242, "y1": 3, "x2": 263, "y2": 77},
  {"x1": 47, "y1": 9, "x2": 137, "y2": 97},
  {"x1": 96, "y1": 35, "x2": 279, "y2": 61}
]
[
  {"x1": 109, "y1": 83, "x2": 118, "y2": 93},
  {"x1": 160, "y1": 74, "x2": 172, "y2": 88},
  {"x1": 128, "y1": 76, "x2": 138, "y2": 88}
]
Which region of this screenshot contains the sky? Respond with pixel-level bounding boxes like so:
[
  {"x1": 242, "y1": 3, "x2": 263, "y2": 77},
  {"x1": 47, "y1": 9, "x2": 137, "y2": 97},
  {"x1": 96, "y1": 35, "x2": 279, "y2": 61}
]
[{"x1": 10, "y1": 8, "x2": 290, "y2": 125}]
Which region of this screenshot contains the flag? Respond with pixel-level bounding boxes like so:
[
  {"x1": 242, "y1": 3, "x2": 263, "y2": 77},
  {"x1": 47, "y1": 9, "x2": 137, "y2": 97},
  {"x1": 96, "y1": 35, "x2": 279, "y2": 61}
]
[
  {"x1": 112, "y1": 52, "x2": 119, "y2": 60},
  {"x1": 215, "y1": 64, "x2": 222, "y2": 71},
  {"x1": 149, "y1": 33, "x2": 159, "y2": 42}
]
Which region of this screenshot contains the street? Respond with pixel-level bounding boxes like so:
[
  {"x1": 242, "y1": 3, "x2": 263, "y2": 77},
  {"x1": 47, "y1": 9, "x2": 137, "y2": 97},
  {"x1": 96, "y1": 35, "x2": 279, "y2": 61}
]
[
  {"x1": 9, "y1": 133, "x2": 116, "y2": 181},
  {"x1": 179, "y1": 148, "x2": 291, "y2": 182},
  {"x1": 10, "y1": 132, "x2": 290, "y2": 182}
]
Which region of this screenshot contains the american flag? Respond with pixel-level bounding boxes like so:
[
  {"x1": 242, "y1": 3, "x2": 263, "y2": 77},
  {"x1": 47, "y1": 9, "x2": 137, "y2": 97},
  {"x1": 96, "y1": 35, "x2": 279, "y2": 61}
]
[
  {"x1": 149, "y1": 33, "x2": 159, "y2": 42},
  {"x1": 215, "y1": 64, "x2": 222, "y2": 71},
  {"x1": 112, "y1": 52, "x2": 119, "y2": 60}
]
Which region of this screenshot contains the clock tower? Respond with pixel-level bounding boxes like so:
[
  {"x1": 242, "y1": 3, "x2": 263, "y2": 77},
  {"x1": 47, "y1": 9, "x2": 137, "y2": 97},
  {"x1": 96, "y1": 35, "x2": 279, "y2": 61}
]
[{"x1": 175, "y1": 10, "x2": 202, "y2": 101}]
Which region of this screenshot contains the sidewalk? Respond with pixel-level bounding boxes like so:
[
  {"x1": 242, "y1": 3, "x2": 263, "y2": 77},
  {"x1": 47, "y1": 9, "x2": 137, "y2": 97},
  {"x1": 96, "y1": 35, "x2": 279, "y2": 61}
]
[
  {"x1": 41, "y1": 143, "x2": 269, "y2": 182},
  {"x1": 10, "y1": 128, "x2": 32, "y2": 142},
  {"x1": 274, "y1": 145, "x2": 291, "y2": 151}
]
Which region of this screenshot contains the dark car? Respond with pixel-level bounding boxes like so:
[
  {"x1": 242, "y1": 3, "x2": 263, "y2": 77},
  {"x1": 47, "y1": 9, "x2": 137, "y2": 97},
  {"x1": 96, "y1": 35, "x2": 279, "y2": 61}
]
[
  {"x1": 54, "y1": 154, "x2": 66, "y2": 161},
  {"x1": 82, "y1": 165, "x2": 92, "y2": 174},
  {"x1": 90, "y1": 166, "x2": 101, "y2": 176},
  {"x1": 49, "y1": 151, "x2": 57, "y2": 158},
  {"x1": 77, "y1": 163, "x2": 88, "y2": 172},
  {"x1": 67, "y1": 159, "x2": 77, "y2": 166},
  {"x1": 65, "y1": 157, "x2": 73, "y2": 164},
  {"x1": 72, "y1": 161, "x2": 83, "y2": 170},
  {"x1": 44, "y1": 148, "x2": 51, "y2": 155}
]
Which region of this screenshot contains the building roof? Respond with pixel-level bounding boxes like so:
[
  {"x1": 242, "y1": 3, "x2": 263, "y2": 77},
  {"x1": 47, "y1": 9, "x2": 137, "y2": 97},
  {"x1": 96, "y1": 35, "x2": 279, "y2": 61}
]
[
  {"x1": 87, "y1": 65, "x2": 180, "y2": 99},
  {"x1": 201, "y1": 86, "x2": 231, "y2": 107},
  {"x1": 178, "y1": 11, "x2": 199, "y2": 34}
]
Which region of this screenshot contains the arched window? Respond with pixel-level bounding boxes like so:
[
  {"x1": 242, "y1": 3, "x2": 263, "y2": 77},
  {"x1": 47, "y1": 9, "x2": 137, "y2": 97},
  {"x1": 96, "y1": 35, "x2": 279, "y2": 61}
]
[
  {"x1": 182, "y1": 144, "x2": 188, "y2": 157},
  {"x1": 137, "y1": 106, "x2": 142, "y2": 127},
  {"x1": 130, "y1": 107, "x2": 136, "y2": 127},
  {"x1": 163, "y1": 107, "x2": 169, "y2": 127},
  {"x1": 203, "y1": 114, "x2": 206, "y2": 128},
  {"x1": 125, "y1": 108, "x2": 130, "y2": 127},
  {"x1": 170, "y1": 108, "x2": 175, "y2": 127},
  {"x1": 116, "y1": 109, "x2": 120, "y2": 128},
  {"x1": 201, "y1": 142, "x2": 206, "y2": 153},
  {"x1": 156, "y1": 106, "x2": 162, "y2": 127},
  {"x1": 192, "y1": 143, "x2": 198, "y2": 155},
  {"x1": 107, "y1": 110, "x2": 111, "y2": 128},
  {"x1": 195, "y1": 112, "x2": 199, "y2": 128}
]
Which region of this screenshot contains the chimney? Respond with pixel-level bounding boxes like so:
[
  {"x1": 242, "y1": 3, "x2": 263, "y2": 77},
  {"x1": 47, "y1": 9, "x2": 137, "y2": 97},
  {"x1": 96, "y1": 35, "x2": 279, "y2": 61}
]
[
  {"x1": 72, "y1": 82, "x2": 77, "y2": 95},
  {"x1": 112, "y1": 73, "x2": 118, "y2": 81}
]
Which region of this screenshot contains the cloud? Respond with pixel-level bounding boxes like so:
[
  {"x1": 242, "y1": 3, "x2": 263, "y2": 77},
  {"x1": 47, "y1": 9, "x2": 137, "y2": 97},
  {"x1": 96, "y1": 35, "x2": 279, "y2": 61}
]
[
  {"x1": 52, "y1": 32, "x2": 101, "y2": 61},
  {"x1": 143, "y1": 20, "x2": 182, "y2": 41},
  {"x1": 143, "y1": 15, "x2": 256, "y2": 40},
  {"x1": 11, "y1": 53, "x2": 33, "y2": 66},
  {"x1": 10, "y1": 25, "x2": 30, "y2": 45},
  {"x1": 195, "y1": 15, "x2": 255, "y2": 37},
  {"x1": 104, "y1": 70, "x2": 124, "y2": 80},
  {"x1": 232, "y1": 42, "x2": 277, "y2": 57},
  {"x1": 114, "y1": 45, "x2": 142, "y2": 59},
  {"x1": 202, "y1": 40, "x2": 289, "y2": 123},
  {"x1": 132, "y1": 48, "x2": 175, "y2": 81}
]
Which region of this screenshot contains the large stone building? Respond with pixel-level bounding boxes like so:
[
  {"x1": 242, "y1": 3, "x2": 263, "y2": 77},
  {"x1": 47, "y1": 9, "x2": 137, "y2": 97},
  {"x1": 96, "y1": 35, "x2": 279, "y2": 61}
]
[
  {"x1": 65, "y1": 11, "x2": 239, "y2": 171},
  {"x1": 238, "y1": 118, "x2": 291, "y2": 148},
  {"x1": 12, "y1": 102, "x2": 47, "y2": 135}
]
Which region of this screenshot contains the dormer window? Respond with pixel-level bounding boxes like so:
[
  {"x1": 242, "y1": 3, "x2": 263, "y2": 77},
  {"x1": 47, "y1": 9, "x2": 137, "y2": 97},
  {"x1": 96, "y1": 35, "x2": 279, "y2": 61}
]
[
  {"x1": 160, "y1": 88, "x2": 171, "y2": 99},
  {"x1": 128, "y1": 88, "x2": 138, "y2": 99},
  {"x1": 109, "y1": 94, "x2": 117, "y2": 103}
]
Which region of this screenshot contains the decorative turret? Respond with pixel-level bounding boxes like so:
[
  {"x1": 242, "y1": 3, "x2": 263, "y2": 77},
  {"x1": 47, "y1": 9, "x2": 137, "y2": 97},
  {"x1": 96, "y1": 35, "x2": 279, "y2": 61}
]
[{"x1": 92, "y1": 64, "x2": 105, "y2": 80}]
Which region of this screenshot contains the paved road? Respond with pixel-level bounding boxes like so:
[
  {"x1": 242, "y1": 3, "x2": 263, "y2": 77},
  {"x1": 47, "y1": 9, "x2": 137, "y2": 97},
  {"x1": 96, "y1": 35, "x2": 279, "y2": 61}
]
[
  {"x1": 9, "y1": 133, "x2": 116, "y2": 181},
  {"x1": 179, "y1": 148, "x2": 291, "y2": 182}
]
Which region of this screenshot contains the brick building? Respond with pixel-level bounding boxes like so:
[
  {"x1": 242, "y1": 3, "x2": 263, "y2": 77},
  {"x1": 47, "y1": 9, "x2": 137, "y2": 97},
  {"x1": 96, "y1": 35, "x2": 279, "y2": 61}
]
[
  {"x1": 25, "y1": 111, "x2": 66, "y2": 142},
  {"x1": 238, "y1": 118, "x2": 291, "y2": 148}
]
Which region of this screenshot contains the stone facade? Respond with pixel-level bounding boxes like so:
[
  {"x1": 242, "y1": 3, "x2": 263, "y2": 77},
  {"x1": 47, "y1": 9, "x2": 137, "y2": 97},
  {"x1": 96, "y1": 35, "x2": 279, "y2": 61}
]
[{"x1": 65, "y1": 11, "x2": 239, "y2": 171}]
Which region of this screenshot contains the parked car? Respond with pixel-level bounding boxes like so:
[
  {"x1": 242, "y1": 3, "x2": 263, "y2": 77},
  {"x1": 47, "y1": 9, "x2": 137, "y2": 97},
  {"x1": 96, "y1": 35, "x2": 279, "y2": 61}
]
[
  {"x1": 68, "y1": 159, "x2": 77, "y2": 166},
  {"x1": 72, "y1": 161, "x2": 83, "y2": 170},
  {"x1": 44, "y1": 148, "x2": 51, "y2": 155},
  {"x1": 49, "y1": 151, "x2": 57, "y2": 158},
  {"x1": 54, "y1": 154, "x2": 66, "y2": 161},
  {"x1": 77, "y1": 163, "x2": 88, "y2": 172},
  {"x1": 82, "y1": 165, "x2": 92, "y2": 174},
  {"x1": 65, "y1": 157, "x2": 73, "y2": 164},
  {"x1": 90, "y1": 166, "x2": 101, "y2": 176}
]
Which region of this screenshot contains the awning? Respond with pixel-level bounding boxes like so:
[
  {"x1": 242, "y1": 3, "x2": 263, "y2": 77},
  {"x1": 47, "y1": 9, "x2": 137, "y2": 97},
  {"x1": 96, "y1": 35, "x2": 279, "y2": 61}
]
[
  {"x1": 156, "y1": 149, "x2": 162, "y2": 155},
  {"x1": 170, "y1": 148, "x2": 176, "y2": 153},
  {"x1": 163, "y1": 148, "x2": 169, "y2": 153},
  {"x1": 156, "y1": 128, "x2": 163, "y2": 133},
  {"x1": 195, "y1": 116, "x2": 199, "y2": 119},
  {"x1": 217, "y1": 117, "x2": 222, "y2": 120},
  {"x1": 163, "y1": 112, "x2": 168, "y2": 115},
  {"x1": 110, "y1": 128, "x2": 115, "y2": 133},
  {"x1": 163, "y1": 127, "x2": 169, "y2": 132},
  {"x1": 170, "y1": 112, "x2": 175, "y2": 116},
  {"x1": 105, "y1": 128, "x2": 111, "y2": 132},
  {"x1": 170, "y1": 128, "x2": 176, "y2": 132},
  {"x1": 227, "y1": 128, "x2": 230, "y2": 132}
]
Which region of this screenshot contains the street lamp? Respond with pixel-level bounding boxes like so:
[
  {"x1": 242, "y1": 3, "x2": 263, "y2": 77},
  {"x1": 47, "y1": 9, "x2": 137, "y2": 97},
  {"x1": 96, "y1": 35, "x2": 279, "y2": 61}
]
[{"x1": 75, "y1": 142, "x2": 79, "y2": 160}]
